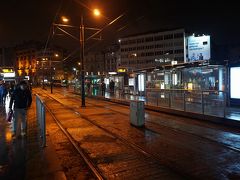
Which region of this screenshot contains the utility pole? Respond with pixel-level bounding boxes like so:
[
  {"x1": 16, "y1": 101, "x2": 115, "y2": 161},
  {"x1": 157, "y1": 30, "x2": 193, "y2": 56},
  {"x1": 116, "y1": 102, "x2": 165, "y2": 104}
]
[{"x1": 80, "y1": 15, "x2": 86, "y2": 107}]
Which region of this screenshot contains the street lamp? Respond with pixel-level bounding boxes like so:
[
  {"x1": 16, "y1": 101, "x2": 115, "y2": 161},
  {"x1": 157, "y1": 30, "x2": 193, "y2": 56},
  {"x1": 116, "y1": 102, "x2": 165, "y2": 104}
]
[
  {"x1": 54, "y1": 9, "x2": 123, "y2": 107},
  {"x1": 79, "y1": 9, "x2": 101, "y2": 107},
  {"x1": 93, "y1": 9, "x2": 101, "y2": 17},
  {"x1": 50, "y1": 52, "x2": 60, "y2": 94},
  {"x1": 79, "y1": 16, "x2": 85, "y2": 106},
  {"x1": 61, "y1": 16, "x2": 69, "y2": 23}
]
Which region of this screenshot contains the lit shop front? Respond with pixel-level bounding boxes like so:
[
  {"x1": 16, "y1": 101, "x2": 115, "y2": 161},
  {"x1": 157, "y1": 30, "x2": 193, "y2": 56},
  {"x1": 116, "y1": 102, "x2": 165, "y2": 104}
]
[
  {"x1": 0, "y1": 68, "x2": 16, "y2": 83},
  {"x1": 104, "y1": 72, "x2": 125, "y2": 92}
]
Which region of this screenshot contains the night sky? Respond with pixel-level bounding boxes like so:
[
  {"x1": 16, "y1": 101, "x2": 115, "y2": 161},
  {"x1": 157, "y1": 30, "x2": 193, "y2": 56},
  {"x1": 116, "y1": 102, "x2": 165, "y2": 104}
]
[{"x1": 1, "y1": 0, "x2": 240, "y2": 49}]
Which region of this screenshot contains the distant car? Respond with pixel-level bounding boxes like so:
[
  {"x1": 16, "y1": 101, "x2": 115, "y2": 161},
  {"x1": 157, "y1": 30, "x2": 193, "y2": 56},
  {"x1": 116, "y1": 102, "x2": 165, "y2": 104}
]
[{"x1": 61, "y1": 79, "x2": 68, "y2": 87}]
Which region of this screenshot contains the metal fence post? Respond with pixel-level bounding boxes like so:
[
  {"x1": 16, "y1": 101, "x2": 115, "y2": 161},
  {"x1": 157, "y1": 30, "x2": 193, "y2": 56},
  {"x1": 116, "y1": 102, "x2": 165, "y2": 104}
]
[
  {"x1": 201, "y1": 91, "x2": 204, "y2": 115},
  {"x1": 41, "y1": 105, "x2": 46, "y2": 147},
  {"x1": 224, "y1": 91, "x2": 226, "y2": 118},
  {"x1": 146, "y1": 90, "x2": 148, "y2": 105},
  {"x1": 36, "y1": 95, "x2": 46, "y2": 148},
  {"x1": 183, "y1": 90, "x2": 186, "y2": 112},
  {"x1": 168, "y1": 90, "x2": 171, "y2": 108}
]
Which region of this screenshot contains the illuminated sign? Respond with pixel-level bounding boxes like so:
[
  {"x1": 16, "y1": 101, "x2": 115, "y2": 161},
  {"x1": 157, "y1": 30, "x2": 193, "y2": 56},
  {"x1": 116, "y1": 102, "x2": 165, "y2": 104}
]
[
  {"x1": 108, "y1": 72, "x2": 117, "y2": 75},
  {"x1": 117, "y1": 68, "x2": 126, "y2": 73},
  {"x1": 25, "y1": 76, "x2": 30, "y2": 80},
  {"x1": 2, "y1": 68, "x2": 14, "y2": 73},
  {"x1": 188, "y1": 83, "x2": 193, "y2": 90},
  {"x1": 129, "y1": 78, "x2": 134, "y2": 86},
  {"x1": 138, "y1": 74, "x2": 145, "y2": 92},
  {"x1": 187, "y1": 35, "x2": 211, "y2": 62},
  {"x1": 230, "y1": 67, "x2": 240, "y2": 99},
  {"x1": 3, "y1": 72, "x2": 15, "y2": 78}
]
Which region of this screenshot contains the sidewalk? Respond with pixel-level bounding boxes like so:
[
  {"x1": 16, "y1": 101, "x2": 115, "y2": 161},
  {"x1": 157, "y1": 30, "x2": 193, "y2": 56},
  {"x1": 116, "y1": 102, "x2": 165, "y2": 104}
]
[
  {"x1": 25, "y1": 94, "x2": 66, "y2": 180},
  {"x1": 0, "y1": 94, "x2": 66, "y2": 180}
]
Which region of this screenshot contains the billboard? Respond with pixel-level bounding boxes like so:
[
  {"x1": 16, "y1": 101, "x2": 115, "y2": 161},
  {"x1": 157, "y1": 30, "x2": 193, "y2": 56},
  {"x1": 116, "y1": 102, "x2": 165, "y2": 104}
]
[
  {"x1": 230, "y1": 67, "x2": 240, "y2": 99},
  {"x1": 187, "y1": 35, "x2": 210, "y2": 62}
]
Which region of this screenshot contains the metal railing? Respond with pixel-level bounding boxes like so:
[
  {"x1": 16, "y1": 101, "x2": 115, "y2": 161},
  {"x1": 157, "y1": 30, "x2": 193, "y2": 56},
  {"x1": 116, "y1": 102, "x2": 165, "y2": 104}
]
[
  {"x1": 36, "y1": 94, "x2": 46, "y2": 147},
  {"x1": 74, "y1": 86, "x2": 230, "y2": 118},
  {"x1": 146, "y1": 88, "x2": 227, "y2": 118}
]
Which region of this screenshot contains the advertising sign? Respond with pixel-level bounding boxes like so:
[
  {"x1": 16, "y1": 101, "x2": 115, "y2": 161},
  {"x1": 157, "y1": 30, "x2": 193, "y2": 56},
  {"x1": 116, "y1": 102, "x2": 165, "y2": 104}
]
[
  {"x1": 129, "y1": 78, "x2": 134, "y2": 86},
  {"x1": 187, "y1": 35, "x2": 211, "y2": 62},
  {"x1": 230, "y1": 67, "x2": 240, "y2": 99},
  {"x1": 117, "y1": 68, "x2": 126, "y2": 73}
]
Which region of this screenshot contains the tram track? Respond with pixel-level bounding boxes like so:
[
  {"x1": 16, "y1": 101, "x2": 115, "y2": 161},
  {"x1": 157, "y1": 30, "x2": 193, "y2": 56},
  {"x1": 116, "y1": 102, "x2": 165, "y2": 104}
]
[
  {"x1": 37, "y1": 90, "x2": 186, "y2": 179},
  {"x1": 90, "y1": 100, "x2": 240, "y2": 154},
  {"x1": 37, "y1": 92, "x2": 104, "y2": 180},
  {"x1": 57, "y1": 91, "x2": 240, "y2": 154}
]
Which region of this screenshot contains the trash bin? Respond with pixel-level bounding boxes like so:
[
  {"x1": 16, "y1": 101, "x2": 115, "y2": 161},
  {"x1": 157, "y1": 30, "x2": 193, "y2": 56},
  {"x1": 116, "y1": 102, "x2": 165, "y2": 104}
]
[{"x1": 130, "y1": 100, "x2": 145, "y2": 127}]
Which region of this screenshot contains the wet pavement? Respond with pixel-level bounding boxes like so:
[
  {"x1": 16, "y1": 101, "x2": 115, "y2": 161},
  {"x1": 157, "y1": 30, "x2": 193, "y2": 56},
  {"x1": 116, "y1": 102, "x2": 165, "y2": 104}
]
[
  {"x1": 0, "y1": 95, "x2": 26, "y2": 179},
  {"x1": 0, "y1": 94, "x2": 66, "y2": 180},
  {"x1": 38, "y1": 87, "x2": 240, "y2": 179},
  {"x1": 1, "y1": 87, "x2": 240, "y2": 179}
]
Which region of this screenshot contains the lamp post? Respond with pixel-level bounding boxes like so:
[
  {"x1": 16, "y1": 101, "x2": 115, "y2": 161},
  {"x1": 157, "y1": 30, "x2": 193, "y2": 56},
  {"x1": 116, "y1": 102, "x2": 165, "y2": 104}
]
[
  {"x1": 80, "y1": 10, "x2": 100, "y2": 107},
  {"x1": 50, "y1": 53, "x2": 59, "y2": 94},
  {"x1": 53, "y1": 9, "x2": 123, "y2": 107},
  {"x1": 80, "y1": 15, "x2": 85, "y2": 107},
  {"x1": 58, "y1": 13, "x2": 99, "y2": 107},
  {"x1": 50, "y1": 59, "x2": 53, "y2": 93},
  {"x1": 42, "y1": 58, "x2": 46, "y2": 90}
]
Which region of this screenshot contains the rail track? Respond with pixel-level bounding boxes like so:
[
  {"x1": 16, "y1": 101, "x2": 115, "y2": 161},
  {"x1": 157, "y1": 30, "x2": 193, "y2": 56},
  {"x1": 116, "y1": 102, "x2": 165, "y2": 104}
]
[
  {"x1": 37, "y1": 90, "x2": 185, "y2": 179},
  {"x1": 53, "y1": 90, "x2": 240, "y2": 154}
]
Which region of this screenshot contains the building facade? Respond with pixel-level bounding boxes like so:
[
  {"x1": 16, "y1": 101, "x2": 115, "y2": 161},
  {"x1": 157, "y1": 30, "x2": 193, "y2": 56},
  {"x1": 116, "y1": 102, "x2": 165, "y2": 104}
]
[
  {"x1": 15, "y1": 42, "x2": 41, "y2": 81},
  {"x1": 36, "y1": 48, "x2": 64, "y2": 81},
  {"x1": 85, "y1": 51, "x2": 105, "y2": 76},
  {"x1": 15, "y1": 41, "x2": 64, "y2": 83},
  {"x1": 119, "y1": 28, "x2": 186, "y2": 71},
  {"x1": 103, "y1": 44, "x2": 121, "y2": 73}
]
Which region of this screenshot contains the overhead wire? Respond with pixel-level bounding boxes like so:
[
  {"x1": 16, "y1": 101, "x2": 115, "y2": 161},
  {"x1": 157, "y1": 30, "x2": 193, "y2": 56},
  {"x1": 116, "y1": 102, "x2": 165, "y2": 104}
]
[{"x1": 43, "y1": 0, "x2": 64, "y2": 56}]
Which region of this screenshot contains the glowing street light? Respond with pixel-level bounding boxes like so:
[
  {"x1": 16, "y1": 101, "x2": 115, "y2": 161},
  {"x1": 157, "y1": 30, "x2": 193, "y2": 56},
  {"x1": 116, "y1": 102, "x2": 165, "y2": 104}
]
[
  {"x1": 93, "y1": 9, "x2": 101, "y2": 17},
  {"x1": 61, "y1": 16, "x2": 69, "y2": 23},
  {"x1": 79, "y1": 8, "x2": 101, "y2": 107},
  {"x1": 55, "y1": 53, "x2": 59, "y2": 57}
]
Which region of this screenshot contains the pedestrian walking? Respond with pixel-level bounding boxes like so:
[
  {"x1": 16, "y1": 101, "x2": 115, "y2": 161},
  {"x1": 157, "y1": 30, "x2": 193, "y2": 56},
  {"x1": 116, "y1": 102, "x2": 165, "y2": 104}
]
[
  {"x1": 8, "y1": 82, "x2": 15, "y2": 97},
  {"x1": 87, "y1": 82, "x2": 91, "y2": 94},
  {"x1": 101, "y1": 81, "x2": 106, "y2": 96},
  {"x1": 2, "y1": 83, "x2": 8, "y2": 104},
  {"x1": 109, "y1": 80, "x2": 115, "y2": 94},
  {"x1": 0, "y1": 82, "x2": 4, "y2": 105},
  {"x1": 9, "y1": 81, "x2": 32, "y2": 139}
]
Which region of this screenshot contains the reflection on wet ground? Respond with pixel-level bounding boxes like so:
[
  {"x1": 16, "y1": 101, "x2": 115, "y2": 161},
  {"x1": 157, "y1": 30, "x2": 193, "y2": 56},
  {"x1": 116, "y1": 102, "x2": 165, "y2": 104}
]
[
  {"x1": 225, "y1": 107, "x2": 240, "y2": 121},
  {"x1": 0, "y1": 95, "x2": 26, "y2": 179}
]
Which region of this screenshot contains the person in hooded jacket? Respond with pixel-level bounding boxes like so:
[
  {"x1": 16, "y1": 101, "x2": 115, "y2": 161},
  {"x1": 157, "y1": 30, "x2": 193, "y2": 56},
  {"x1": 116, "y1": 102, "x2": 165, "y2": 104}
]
[{"x1": 9, "y1": 81, "x2": 32, "y2": 139}]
